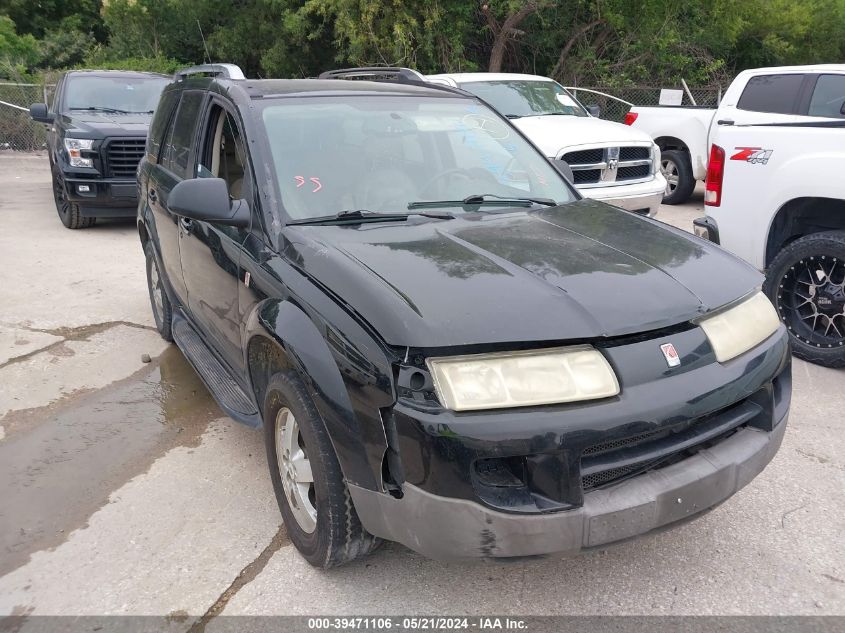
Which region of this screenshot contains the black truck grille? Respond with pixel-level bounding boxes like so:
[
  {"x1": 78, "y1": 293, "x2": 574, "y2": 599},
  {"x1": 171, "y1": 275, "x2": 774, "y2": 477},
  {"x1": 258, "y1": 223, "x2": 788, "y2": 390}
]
[
  {"x1": 562, "y1": 148, "x2": 604, "y2": 164},
  {"x1": 105, "y1": 139, "x2": 146, "y2": 178}
]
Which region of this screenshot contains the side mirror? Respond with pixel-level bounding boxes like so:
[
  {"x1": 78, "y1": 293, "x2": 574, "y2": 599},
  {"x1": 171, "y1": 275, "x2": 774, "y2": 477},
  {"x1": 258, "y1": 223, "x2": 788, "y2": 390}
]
[
  {"x1": 586, "y1": 104, "x2": 601, "y2": 118},
  {"x1": 167, "y1": 178, "x2": 250, "y2": 228},
  {"x1": 30, "y1": 103, "x2": 52, "y2": 124},
  {"x1": 553, "y1": 160, "x2": 574, "y2": 184}
]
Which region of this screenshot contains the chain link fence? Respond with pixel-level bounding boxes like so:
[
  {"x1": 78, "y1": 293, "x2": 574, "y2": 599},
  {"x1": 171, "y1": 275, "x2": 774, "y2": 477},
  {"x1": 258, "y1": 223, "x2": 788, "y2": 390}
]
[
  {"x1": 568, "y1": 86, "x2": 723, "y2": 123},
  {"x1": 0, "y1": 81, "x2": 55, "y2": 151}
]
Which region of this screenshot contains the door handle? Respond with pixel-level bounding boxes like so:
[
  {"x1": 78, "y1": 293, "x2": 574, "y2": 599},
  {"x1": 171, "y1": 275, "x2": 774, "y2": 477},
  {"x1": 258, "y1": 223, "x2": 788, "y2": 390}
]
[
  {"x1": 148, "y1": 188, "x2": 157, "y2": 202},
  {"x1": 179, "y1": 217, "x2": 194, "y2": 232}
]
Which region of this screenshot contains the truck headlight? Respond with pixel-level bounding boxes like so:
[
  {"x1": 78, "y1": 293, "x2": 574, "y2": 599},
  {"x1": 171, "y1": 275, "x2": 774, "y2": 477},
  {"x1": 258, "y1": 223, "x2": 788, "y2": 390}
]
[
  {"x1": 64, "y1": 138, "x2": 94, "y2": 168},
  {"x1": 427, "y1": 346, "x2": 620, "y2": 411},
  {"x1": 652, "y1": 144, "x2": 661, "y2": 174},
  {"x1": 697, "y1": 291, "x2": 781, "y2": 363}
]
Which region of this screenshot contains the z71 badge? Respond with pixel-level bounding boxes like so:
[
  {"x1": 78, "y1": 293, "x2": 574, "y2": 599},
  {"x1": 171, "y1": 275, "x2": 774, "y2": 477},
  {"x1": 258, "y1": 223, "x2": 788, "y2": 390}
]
[{"x1": 731, "y1": 147, "x2": 773, "y2": 164}]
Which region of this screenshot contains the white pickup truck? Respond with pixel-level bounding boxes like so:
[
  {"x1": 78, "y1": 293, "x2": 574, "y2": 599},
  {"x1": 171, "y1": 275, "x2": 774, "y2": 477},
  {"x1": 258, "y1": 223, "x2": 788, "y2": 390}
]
[
  {"x1": 428, "y1": 73, "x2": 666, "y2": 216},
  {"x1": 626, "y1": 64, "x2": 845, "y2": 205},
  {"x1": 693, "y1": 117, "x2": 845, "y2": 368}
]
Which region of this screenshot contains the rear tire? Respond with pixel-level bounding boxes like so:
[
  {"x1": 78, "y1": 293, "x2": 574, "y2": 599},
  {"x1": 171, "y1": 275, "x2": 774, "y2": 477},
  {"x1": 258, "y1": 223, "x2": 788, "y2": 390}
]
[
  {"x1": 144, "y1": 241, "x2": 173, "y2": 342},
  {"x1": 660, "y1": 150, "x2": 696, "y2": 205},
  {"x1": 52, "y1": 166, "x2": 95, "y2": 229},
  {"x1": 263, "y1": 371, "x2": 381, "y2": 568},
  {"x1": 764, "y1": 231, "x2": 845, "y2": 368}
]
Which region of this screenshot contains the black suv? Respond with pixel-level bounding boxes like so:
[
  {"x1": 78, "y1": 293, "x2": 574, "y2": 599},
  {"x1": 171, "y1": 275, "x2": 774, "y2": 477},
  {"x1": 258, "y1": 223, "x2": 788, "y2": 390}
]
[
  {"x1": 138, "y1": 64, "x2": 792, "y2": 567},
  {"x1": 30, "y1": 70, "x2": 169, "y2": 229}
]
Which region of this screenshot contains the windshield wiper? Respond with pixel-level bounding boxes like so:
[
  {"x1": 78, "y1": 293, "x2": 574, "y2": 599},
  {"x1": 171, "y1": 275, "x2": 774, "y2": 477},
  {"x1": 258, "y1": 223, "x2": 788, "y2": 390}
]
[
  {"x1": 70, "y1": 106, "x2": 132, "y2": 114},
  {"x1": 408, "y1": 194, "x2": 557, "y2": 210},
  {"x1": 287, "y1": 209, "x2": 455, "y2": 226},
  {"x1": 535, "y1": 112, "x2": 574, "y2": 117},
  {"x1": 504, "y1": 114, "x2": 522, "y2": 119}
]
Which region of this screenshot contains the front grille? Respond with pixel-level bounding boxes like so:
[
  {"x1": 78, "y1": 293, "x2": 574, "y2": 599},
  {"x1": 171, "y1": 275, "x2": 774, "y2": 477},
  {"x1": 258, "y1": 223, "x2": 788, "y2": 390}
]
[
  {"x1": 619, "y1": 146, "x2": 650, "y2": 161},
  {"x1": 581, "y1": 428, "x2": 667, "y2": 457},
  {"x1": 105, "y1": 138, "x2": 146, "y2": 178},
  {"x1": 561, "y1": 145, "x2": 653, "y2": 187},
  {"x1": 573, "y1": 169, "x2": 602, "y2": 184},
  {"x1": 562, "y1": 148, "x2": 604, "y2": 164},
  {"x1": 581, "y1": 460, "x2": 660, "y2": 490},
  {"x1": 617, "y1": 164, "x2": 651, "y2": 181},
  {"x1": 580, "y1": 398, "x2": 761, "y2": 491}
]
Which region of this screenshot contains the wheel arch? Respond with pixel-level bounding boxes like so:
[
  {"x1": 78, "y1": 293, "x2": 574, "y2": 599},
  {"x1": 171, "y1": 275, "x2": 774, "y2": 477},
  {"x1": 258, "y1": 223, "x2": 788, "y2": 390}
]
[
  {"x1": 244, "y1": 298, "x2": 388, "y2": 491},
  {"x1": 654, "y1": 135, "x2": 690, "y2": 154},
  {"x1": 765, "y1": 197, "x2": 845, "y2": 268}
]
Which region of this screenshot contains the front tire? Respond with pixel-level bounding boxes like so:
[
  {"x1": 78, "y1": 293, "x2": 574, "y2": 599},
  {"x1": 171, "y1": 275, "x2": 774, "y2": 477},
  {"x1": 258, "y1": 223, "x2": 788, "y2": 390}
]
[
  {"x1": 660, "y1": 149, "x2": 696, "y2": 205},
  {"x1": 263, "y1": 371, "x2": 380, "y2": 568},
  {"x1": 52, "y1": 166, "x2": 95, "y2": 229},
  {"x1": 144, "y1": 241, "x2": 173, "y2": 342},
  {"x1": 764, "y1": 231, "x2": 845, "y2": 368}
]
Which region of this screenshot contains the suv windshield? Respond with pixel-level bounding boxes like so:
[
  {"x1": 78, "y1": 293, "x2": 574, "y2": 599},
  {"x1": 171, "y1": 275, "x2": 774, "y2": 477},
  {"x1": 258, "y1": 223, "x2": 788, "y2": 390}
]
[
  {"x1": 459, "y1": 80, "x2": 587, "y2": 119},
  {"x1": 260, "y1": 96, "x2": 576, "y2": 221},
  {"x1": 64, "y1": 75, "x2": 170, "y2": 113}
]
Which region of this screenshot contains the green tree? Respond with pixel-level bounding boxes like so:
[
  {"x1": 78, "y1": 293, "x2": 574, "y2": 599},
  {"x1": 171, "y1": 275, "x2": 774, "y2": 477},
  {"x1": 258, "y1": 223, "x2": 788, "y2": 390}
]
[{"x1": 0, "y1": 15, "x2": 40, "y2": 76}]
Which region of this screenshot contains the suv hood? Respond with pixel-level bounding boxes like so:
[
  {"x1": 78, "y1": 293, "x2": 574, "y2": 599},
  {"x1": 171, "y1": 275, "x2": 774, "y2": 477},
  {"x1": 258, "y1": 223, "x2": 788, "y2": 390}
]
[
  {"x1": 59, "y1": 111, "x2": 152, "y2": 138},
  {"x1": 284, "y1": 199, "x2": 762, "y2": 348},
  {"x1": 512, "y1": 115, "x2": 653, "y2": 158}
]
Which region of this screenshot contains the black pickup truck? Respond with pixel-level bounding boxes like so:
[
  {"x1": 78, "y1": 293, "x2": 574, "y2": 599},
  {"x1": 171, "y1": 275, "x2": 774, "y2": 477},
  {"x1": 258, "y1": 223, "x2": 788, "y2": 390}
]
[
  {"x1": 139, "y1": 64, "x2": 791, "y2": 568},
  {"x1": 30, "y1": 70, "x2": 169, "y2": 229}
]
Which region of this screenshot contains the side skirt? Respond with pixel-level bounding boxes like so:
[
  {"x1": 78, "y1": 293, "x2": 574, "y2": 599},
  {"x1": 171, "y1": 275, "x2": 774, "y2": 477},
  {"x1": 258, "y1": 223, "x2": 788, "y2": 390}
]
[{"x1": 171, "y1": 311, "x2": 262, "y2": 428}]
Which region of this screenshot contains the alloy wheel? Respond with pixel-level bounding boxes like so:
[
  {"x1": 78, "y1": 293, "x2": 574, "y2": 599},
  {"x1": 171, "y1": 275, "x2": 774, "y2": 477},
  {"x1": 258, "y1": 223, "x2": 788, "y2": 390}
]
[
  {"x1": 53, "y1": 174, "x2": 70, "y2": 219},
  {"x1": 275, "y1": 407, "x2": 317, "y2": 533},
  {"x1": 777, "y1": 256, "x2": 845, "y2": 348},
  {"x1": 660, "y1": 159, "x2": 679, "y2": 195},
  {"x1": 149, "y1": 260, "x2": 165, "y2": 323}
]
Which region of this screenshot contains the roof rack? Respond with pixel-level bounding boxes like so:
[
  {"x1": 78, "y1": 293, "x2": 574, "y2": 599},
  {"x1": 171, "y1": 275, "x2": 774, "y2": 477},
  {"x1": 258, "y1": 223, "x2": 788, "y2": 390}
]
[
  {"x1": 318, "y1": 67, "x2": 426, "y2": 82},
  {"x1": 175, "y1": 63, "x2": 245, "y2": 81},
  {"x1": 316, "y1": 66, "x2": 470, "y2": 98}
]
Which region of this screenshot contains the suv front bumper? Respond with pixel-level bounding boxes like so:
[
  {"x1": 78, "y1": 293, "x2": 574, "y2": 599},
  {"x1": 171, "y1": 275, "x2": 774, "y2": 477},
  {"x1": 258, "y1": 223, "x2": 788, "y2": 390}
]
[
  {"x1": 63, "y1": 176, "x2": 138, "y2": 217},
  {"x1": 578, "y1": 173, "x2": 666, "y2": 217},
  {"x1": 349, "y1": 415, "x2": 786, "y2": 559}
]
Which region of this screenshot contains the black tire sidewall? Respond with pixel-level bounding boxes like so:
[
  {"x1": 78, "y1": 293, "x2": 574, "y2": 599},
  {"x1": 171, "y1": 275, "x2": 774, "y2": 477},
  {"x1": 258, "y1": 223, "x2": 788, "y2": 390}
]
[
  {"x1": 51, "y1": 166, "x2": 92, "y2": 229},
  {"x1": 660, "y1": 150, "x2": 696, "y2": 205},
  {"x1": 764, "y1": 231, "x2": 845, "y2": 368},
  {"x1": 263, "y1": 372, "x2": 340, "y2": 566}
]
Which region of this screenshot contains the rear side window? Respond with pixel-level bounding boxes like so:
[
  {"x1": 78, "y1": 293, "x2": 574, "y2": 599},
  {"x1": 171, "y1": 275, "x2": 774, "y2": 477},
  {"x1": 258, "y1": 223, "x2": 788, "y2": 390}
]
[
  {"x1": 161, "y1": 90, "x2": 204, "y2": 178},
  {"x1": 808, "y1": 74, "x2": 845, "y2": 118},
  {"x1": 737, "y1": 74, "x2": 805, "y2": 114},
  {"x1": 147, "y1": 91, "x2": 179, "y2": 162}
]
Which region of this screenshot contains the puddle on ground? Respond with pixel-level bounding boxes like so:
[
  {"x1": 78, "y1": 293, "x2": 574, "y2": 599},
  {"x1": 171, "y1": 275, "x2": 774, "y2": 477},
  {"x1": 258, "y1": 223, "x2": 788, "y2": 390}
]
[{"x1": 0, "y1": 346, "x2": 221, "y2": 576}]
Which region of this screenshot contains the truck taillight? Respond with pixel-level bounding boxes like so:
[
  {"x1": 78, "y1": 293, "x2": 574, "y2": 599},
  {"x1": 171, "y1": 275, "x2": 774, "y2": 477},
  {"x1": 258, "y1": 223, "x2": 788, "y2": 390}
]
[
  {"x1": 623, "y1": 111, "x2": 638, "y2": 126},
  {"x1": 704, "y1": 144, "x2": 725, "y2": 206}
]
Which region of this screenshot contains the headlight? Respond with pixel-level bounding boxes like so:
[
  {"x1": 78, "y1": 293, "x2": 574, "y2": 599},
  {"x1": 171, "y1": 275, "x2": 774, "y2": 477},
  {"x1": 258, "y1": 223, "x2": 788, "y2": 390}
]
[
  {"x1": 652, "y1": 144, "x2": 661, "y2": 174},
  {"x1": 697, "y1": 291, "x2": 781, "y2": 363},
  {"x1": 427, "y1": 346, "x2": 620, "y2": 411},
  {"x1": 64, "y1": 138, "x2": 94, "y2": 168}
]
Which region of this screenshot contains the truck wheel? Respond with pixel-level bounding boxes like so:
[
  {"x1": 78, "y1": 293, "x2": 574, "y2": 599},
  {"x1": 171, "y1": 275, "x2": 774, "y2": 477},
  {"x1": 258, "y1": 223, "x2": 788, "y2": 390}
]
[
  {"x1": 144, "y1": 241, "x2": 173, "y2": 342},
  {"x1": 660, "y1": 150, "x2": 696, "y2": 205},
  {"x1": 263, "y1": 371, "x2": 381, "y2": 568},
  {"x1": 764, "y1": 231, "x2": 845, "y2": 368},
  {"x1": 52, "y1": 166, "x2": 95, "y2": 229}
]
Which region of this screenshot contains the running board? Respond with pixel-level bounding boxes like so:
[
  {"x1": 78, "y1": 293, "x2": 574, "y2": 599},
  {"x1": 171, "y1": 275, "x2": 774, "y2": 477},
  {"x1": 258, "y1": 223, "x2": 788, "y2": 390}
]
[{"x1": 171, "y1": 313, "x2": 261, "y2": 428}]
